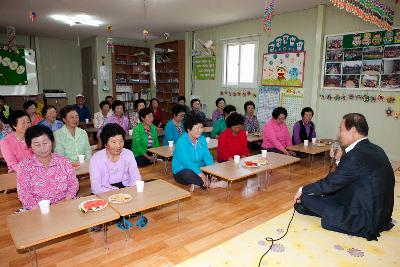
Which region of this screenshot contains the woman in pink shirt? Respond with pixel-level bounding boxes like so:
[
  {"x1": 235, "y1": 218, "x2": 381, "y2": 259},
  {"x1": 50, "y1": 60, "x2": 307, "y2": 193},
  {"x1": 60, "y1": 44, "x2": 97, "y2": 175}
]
[
  {"x1": 17, "y1": 125, "x2": 79, "y2": 210},
  {"x1": 0, "y1": 110, "x2": 32, "y2": 172},
  {"x1": 261, "y1": 107, "x2": 293, "y2": 155}
]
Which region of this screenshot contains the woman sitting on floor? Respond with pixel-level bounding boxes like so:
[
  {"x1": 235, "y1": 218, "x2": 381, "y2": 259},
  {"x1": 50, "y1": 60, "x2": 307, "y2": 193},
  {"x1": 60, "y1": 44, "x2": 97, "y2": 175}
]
[
  {"x1": 90, "y1": 123, "x2": 141, "y2": 194},
  {"x1": 131, "y1": 107, "x2": 160, "y2": 167},
  {"x1": 38, "y1": 105, "x2": 64, "y2": 132},
  {"x1": 211, "y1": 104, "x2": 236, "y2": 138},
  {"x1": 93, "y1": 100, "x2": 111, "y2": 129},
  {"x1": 217, "y1": 112, "x2": 248, "y2": 162},
  {"x1": 128, "y1": 99, "x2": 146, "y2": 129},
  {"x1": 164, "y1": 104, "x2": 186, "y2": 145},
  {"x1": 211, "y1": 97, "x2": 225, "y2": 123},
  {"x1": 261, "y1": 107, "x2": 293, "y2": 155},
  {"x1": 0, "y1": 110, "x2": 32, "y2": 172},
  {"x1": 97, "y1": 100, "x2": 129, "y2": 138},
  {"x1": 243, "y1": 100, "x2": 259, "y2": 134},
  {"x1": 54, "y1": 105, "x2": 92, "y2": 163},
  {"x1": 24, "y1": 100, "x2": 42, "y2": 126},
  {"x1": 172, "y1": 113, "x2": 226, "y2": 191},
  {"x1": 17, "y1": 125, "x2": 79, "y2": 210}
]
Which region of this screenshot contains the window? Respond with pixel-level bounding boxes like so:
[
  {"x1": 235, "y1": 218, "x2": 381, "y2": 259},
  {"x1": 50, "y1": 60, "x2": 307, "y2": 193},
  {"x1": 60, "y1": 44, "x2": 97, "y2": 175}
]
[{"x1": 222, "y1": 37, "x2": 259, "y2": 87}]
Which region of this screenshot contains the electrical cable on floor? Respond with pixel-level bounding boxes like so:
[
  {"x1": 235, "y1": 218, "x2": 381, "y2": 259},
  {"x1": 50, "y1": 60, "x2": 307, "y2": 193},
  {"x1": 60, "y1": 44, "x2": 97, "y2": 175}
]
[{"x1": 257, "y1": 208, "x2": 296, "y2": 267}]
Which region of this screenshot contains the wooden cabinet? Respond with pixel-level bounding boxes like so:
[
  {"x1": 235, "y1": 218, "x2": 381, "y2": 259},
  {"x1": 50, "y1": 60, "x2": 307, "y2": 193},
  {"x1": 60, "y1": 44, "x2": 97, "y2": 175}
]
[
  {"x1": 112, "y1": 45, "x2": 151, "y2": 110},
  {"x1": 155, "y1": 40, "x2": 185, "y2": 118}
]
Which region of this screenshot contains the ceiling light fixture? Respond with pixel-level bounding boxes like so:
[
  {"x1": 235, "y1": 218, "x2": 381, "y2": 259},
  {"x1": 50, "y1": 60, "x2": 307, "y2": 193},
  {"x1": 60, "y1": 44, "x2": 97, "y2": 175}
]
[{"x1": 50, "y1": 14, "x2": 103, "y2": 26}]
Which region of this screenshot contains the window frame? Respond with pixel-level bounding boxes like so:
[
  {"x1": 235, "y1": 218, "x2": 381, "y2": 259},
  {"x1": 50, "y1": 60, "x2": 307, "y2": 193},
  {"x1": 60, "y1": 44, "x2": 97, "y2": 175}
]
[{"x1": 222, "y1": 36, "x2": 259, "y2": 88}]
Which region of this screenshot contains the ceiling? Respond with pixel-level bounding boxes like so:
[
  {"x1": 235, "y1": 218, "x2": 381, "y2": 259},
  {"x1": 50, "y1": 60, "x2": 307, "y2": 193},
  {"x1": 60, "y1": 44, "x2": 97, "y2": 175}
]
[{"x1": 0, "y1": 0, "x2": 328, "y2": 41}]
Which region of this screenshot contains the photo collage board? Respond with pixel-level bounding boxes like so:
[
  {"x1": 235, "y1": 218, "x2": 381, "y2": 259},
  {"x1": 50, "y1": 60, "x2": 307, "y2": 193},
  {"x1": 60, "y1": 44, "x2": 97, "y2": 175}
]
[{"x1": 322, "y1": 29, "x2": 400, "y2": 91}]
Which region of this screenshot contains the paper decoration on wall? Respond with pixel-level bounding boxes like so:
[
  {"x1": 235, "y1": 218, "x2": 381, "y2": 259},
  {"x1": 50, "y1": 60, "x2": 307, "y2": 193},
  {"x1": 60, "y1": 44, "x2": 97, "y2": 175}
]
[
  {"x1": 0, "y1": 48, "x2": 28, "y2": 85},
  {"x1": 5, "y1": 25, "x2": 16, "y2": 52},
  {"x1": 263, "y1": 0, "x2": 275, "y2": 32},
  {"x1": 281, "y1": 92, "x2": 304, "y2": 126},
  {"x1": 267, "y1": 34, "x2": 305, "y2": 53},
  {"x1": 194, "y1": 56, "x2": 215, "y2": 80},
  {"x1": 219, "y1": 89, "x2": 257, "y2": 98},
  {"x1": 329, "y1": 0, "x2": 395, "y2": 31},
  {"x1": 323, "y1": 30, "x2": 400, "y2": 90},
  {"x1": 256, "y1": 86, "x2": 280, "y2": 127},
  {"x1": 262, "y1": 51, "x2": 306, "y2": 87},
  {"x1": 193, "y1": 39, "x2": 215, "y2": 56}
]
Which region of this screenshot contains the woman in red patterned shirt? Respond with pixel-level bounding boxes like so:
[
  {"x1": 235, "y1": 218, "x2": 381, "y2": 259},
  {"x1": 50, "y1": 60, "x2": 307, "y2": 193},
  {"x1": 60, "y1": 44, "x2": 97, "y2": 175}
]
[{"x1": 16, "y1": 125, "x2": 79, "y2": 210}]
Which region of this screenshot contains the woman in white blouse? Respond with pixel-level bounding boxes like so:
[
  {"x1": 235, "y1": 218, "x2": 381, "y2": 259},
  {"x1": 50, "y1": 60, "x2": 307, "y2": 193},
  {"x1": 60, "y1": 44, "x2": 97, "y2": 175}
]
[{"x1": 93, "y1": 101, "x2": 111, "y2": 129}]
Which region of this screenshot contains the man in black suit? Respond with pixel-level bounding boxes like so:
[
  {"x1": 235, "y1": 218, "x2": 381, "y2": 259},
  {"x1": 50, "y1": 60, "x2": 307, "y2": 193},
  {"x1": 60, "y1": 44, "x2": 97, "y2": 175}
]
[{"x1": 293, "y1": 113, "x2": 394, "y2": 241}]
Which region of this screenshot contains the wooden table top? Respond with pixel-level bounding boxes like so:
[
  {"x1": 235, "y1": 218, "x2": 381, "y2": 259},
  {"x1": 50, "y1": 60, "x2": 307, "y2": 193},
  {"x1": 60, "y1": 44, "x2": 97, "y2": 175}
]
[
  {"x1": 96, "y1": 179, "x2": 191, "y2": 217},
  {"x1": 148, "y1": 139, "x2": 218, "y2": 158},
  {"x1": 6, "y1": 195, "x2": 120, "y2": 250},
  {"x1": 200, "y1": 153, "x2": 300, "y2": 182},
  {"x1": 84, "y1": 127, "x2": 98, "y2": 133},
  {"x1": 286, "y1": 142, "x2": 332, "y2": 155},
  {"x1": 75, "y1": 160, "x2": 90, "y2": 176},
  {"x1": 247, "y1": 132, "x2": 263, "y2": 142}
]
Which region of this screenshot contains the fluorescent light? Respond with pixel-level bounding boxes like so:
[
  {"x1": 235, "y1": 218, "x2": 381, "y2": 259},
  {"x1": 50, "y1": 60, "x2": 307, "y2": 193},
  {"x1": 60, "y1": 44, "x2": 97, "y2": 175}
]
[{"x1": 50, "y1": 14, "x2": 103, "y2": 26}]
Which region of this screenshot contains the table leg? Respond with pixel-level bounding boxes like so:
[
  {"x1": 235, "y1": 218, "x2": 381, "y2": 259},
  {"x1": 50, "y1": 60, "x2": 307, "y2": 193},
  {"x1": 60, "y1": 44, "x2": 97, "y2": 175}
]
[
  {"x1": 226, "y1": 181, "x2": 232, "y2": 200},
  {"x1": 28, "y1": 247, "x2": 38, "y2": 267},
  {"x1": 123, "y1": 217, "x2": 131, "y2": 242},
  {"x1": 153, "y1": 154, "x2": 157, "y2": 166},
  {"x1": 164, "y1": 158, "x2": 168, "y2": 175},
  {"x1": 103, "y1": 223, "x2": 109, "y2": 251},
  {"x1": 310, "y1": 154, "x2": 313, "y2": 171},
  {"x1": 177, "y1": 199, "x2": 180, "y2": 222}
]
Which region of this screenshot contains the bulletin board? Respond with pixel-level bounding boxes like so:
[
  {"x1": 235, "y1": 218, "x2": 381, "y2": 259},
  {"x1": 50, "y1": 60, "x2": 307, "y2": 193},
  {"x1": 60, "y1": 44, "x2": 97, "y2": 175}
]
[
  {"x1": 321, "y1": 28, "x2": 400, "y2": 91},
  {"x1": 256, "y1": 86, "x2": 280, "y2": 127}
]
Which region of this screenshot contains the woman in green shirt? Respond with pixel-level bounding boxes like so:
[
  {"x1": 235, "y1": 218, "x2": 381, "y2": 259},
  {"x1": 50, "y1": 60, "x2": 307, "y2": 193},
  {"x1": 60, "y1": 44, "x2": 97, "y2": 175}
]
[
  {"x1": 131, "y1": 107, "x2": 160, "y2": 167},
  {"x1": 54, "y1": 105, "x2": 92, "y2": 164},
  {"x1": 210, "y1": 105, "x2": 236, "y2": 138}
]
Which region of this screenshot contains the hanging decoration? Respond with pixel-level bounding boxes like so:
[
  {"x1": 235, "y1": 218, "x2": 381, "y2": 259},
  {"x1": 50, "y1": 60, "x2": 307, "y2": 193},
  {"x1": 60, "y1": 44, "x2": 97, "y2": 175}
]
[
  {"x1": 3, "y1": 25, "x2": 17, "y2": 53},
  {"x1": 28, "y1": 11, "x2": 37, "y2": 22},
  {"x1": 106, "y1": 25, "x2": 112, "y2": 33},
  {"x1": 164, "y1": 33, "x2": 170, "y2": 40},
  {"x1": 263, "y1": 0, "x2": 275, "y2": 32},
  {"x1": 329, "y1": 0, "x2": 395, "y2": 31},
  {"x1": 143, "y1": 29, "x2": 149, "y2": 42},
  {"x1": 142, "y1": 0, "x2": 149, "y2": 42},
  {"x1": 106, "y1": 38, "x2": 114, "y2": 54}
]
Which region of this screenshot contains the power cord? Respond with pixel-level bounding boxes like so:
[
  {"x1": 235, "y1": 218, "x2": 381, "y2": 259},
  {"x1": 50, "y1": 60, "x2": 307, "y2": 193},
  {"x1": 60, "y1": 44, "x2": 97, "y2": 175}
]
[{"x1": 257, "y1": 208, "x2": 296, "y2": 267}]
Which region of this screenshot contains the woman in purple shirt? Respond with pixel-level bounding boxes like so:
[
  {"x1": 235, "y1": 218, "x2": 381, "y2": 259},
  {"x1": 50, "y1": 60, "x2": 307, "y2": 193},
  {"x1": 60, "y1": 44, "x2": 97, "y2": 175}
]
[
  {"x1": 292, "y1": 107, "x2": 316, "y2": 145},
  {"x1": 90, "y1": 123, "x2": 141, "y2": 194}
]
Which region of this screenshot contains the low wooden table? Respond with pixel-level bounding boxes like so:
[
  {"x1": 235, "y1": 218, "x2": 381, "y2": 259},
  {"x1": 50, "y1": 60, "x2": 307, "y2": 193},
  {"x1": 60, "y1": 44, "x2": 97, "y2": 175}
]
[
  {"x1": 96, "y1": 179, "x2": 191, "y2": 239},
  {"x1": 148, "y1": 139, "x2": 218, "y2": 174},
  {"x1": 201, "y1": 153, "x2": 300, "y2": 199},
  {"x1": 247, "y1": 132, "x2": 263, "y2": 143},
  {"x1": 286, "y1": 141, "x2": 333, "y2": 169},
  {"x1": 7, "y1": 195, "x2": 120, "y2": 266}
]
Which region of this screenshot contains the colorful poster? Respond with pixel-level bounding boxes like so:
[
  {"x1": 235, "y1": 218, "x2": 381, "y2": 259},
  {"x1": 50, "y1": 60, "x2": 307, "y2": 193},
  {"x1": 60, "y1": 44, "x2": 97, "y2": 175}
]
[
  {"x1": 267, "y1": 34, "x2": 304, "y2": 53},
  {"x1": 261, "y1": 51, "x2": 305, "y2": 87},
  {"x1": 0, "y1": 48, "x2": 28, "y2": 85},
  {"x1": 194, "y1": 56, "x2": 216, "y2": 80},
  {"x1": 343, "y1": 29, "x2": 400, "y2": 49}
]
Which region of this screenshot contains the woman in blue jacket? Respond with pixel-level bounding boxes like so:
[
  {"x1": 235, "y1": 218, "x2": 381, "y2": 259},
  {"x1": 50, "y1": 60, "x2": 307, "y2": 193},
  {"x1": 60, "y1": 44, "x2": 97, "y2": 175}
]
[
  {"x1": 172, "y1": 113, "x2": 213, "y2": 191},
  {"x1": 164, "y1": 104, "x2": 186, "y2": 146}
]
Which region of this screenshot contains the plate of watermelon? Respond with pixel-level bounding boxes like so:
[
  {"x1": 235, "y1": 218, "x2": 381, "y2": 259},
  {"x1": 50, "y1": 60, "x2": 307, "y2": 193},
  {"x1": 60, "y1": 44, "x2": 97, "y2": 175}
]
[
  {"x1": 79, "y1": 199, "x2": 108, "y2": 213},
  {"x1": 242, "y1": 161, "x2": 260, "y2": 168}
]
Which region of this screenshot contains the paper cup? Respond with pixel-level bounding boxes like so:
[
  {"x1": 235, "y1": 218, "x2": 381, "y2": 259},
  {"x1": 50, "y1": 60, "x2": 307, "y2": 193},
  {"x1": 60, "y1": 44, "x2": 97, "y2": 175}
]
[
  {"x1": 85, "y1": 119, "x2": 89, "y2": 123},
  {"x1": 312, "y1": 137, "x2": 317, "y2": 144},
  {"x1": 78, "y1": 154, "x2": 85, "y2": 164},
  {"x1": 168, "y1": 141, "x2": 174, "y2": 147},
  {"x1": 205, "y1": 137, "x2": 210, "y2": 144},
  {"x1": 136, "y1": 181, "x2": 144, "y2": 192},
  {"x1": 234, "y1": 155, "x2": 240, "y2": 164},
  {"x1": 261, "y1": 150, "x2": 267, "y2": 158},
  {"x1": 304, "y1": 140, "x2": 309, "y2": 146},
  {"x1": 38, "y1": 200, "x2": 50, "y2": 214},
  {"x1": 129, "y1": 129, "x2": 133, "y2": 136},
  {"x1": 246, "y1": 131, "x2": 249, "y2": 136}
]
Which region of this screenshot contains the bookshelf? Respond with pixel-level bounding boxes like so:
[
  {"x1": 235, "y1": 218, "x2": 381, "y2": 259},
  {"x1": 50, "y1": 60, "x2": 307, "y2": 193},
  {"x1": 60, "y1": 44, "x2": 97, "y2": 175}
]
[
  {"x1": 155, "y1": 40, "x2": 185, "y2": 118},
  {"x1": 112, "y1": 45, "x2": 151, "y2": 110}
]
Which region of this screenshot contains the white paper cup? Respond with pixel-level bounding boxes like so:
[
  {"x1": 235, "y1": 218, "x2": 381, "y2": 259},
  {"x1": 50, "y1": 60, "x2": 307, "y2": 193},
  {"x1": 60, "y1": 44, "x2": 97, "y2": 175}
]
[
  {"x1": 38, "y1": 200, "x2": 50, "y2": 214},
  {"x1": 168, "y1": 141, "x2": 174, "y2": 147},
  {"x1": 205, "y1": 137, "x2": 210, "y2": 144},
  {"x1": 234, "y1": 155, "x2": 240, "y2": 164},
  {"x1": 129, "y1": 129, "x2": 133, "y2": 136},
  {"x1": 78, "y1": 154, "x2": 85, "y2": 164},
  {"x1": 304, "y1": 140, "x2": 309, "y2": 146},
  {"x1": 136, "y1": 180, "x2": 144, "y2": 192},
  {"x1": 312, "y1": 137, "x2": 317, "y2": 144},
  {"x1": 246, "y1": 131, "x2": 249, "y2": 136},
  {"x1": 261, "y1": 150, "x2": 267, "y2": 158},
  {"x1": 85, "y1": 119, "x2": 89, "y2": 123}
]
